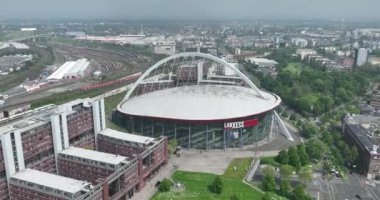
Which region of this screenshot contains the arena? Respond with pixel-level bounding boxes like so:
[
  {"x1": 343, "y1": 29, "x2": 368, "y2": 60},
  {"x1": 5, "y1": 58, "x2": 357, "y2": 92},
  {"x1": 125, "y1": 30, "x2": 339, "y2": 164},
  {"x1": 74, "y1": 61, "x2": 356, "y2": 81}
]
[{"x1": 114, "y1": 52, "x2": 292, "y2": 149}]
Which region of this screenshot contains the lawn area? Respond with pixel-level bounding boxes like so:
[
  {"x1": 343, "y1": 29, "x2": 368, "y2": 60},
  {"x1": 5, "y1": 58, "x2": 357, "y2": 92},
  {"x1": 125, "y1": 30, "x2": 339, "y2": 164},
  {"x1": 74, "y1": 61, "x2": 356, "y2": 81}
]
[
  {"x1": 260, "y1": 156, "x2": 281, "y2": 167},
  {"x1": 283, "y1": 62, "x2": 310, "y2": 75},
  {"x1": 104, "y1": 92, "x2": 129, "y2": 131},
  {"x1": 223, "y1": 157, "x2": 253, "y2": 180},
  {"x1": 151, "y1": 171, "x2": 263, "y2": 200}
]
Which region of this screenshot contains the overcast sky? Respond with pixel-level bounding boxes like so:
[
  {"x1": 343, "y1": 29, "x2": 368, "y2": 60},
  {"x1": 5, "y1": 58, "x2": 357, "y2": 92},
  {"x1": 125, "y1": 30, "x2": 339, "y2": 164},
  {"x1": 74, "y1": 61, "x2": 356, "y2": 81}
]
[{"x1": 1, "y1": 0, "x2": 380, "y2": 21}]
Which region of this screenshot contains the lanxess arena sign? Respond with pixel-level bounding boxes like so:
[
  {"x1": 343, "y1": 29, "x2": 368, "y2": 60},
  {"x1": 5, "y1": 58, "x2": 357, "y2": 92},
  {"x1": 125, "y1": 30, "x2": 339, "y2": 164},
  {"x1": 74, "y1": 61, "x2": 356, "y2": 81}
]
[{"x1": 224, "y1": 119, "x2": 259, "y2": 130}]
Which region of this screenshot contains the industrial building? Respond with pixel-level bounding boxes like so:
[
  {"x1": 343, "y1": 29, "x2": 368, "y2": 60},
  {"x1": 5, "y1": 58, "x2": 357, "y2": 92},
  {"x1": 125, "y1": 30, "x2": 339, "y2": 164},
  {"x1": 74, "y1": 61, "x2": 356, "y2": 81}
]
[
  {"x1": 0, "y1": 96, "x2": 168, "y2": 199},
  {"x1": 342, "y1": 114, "x2": 380, "y2": 179},
  {"x1": 47, "y1": 59, "x2": 91, "y2": 81},
  {"x1": 114, "y1": 52, "x2": 293, "y2": 150}
]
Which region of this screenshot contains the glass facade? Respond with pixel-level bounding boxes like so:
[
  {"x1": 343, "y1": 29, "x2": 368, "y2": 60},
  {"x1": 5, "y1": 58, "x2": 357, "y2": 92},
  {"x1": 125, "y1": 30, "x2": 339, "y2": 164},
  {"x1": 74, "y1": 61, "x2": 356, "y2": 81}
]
[{"x1": 114, "y1": 111, "x2": 274, "y2": 149}]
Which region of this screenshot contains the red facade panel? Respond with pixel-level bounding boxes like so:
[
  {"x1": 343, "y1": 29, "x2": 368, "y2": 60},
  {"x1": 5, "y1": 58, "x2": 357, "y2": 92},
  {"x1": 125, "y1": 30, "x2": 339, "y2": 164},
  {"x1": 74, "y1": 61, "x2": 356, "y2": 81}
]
[
  {"x1": 0, "y1": 179, "x2": 9, "y2": 200},
  {"x1": 9, "y1": 185, "x2": 66, "y2": 200},
  {"x1": 57, "y1": 158, "x2": 114, "y2": 184},
  {"x1": 67, "y1": 109, "x2": 96, "y2": 149},
  {"x1": 98, "y1": 136, "x2": 168, "y2": 189}
]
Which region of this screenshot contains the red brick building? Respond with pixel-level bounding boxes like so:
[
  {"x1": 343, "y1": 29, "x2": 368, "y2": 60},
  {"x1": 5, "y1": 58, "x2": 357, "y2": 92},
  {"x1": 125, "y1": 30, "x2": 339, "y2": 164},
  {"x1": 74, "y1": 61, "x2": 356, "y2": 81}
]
[
  {"x1": 97, "y1": 128, "x2": 168, "y2": 188},
  {"x1": 57, "y1": 147, "x2": 139, "y2": 200},
  {"x1": 0, "y1": 97, "x2": 168, "y2": 199},
  {"x1": 9, "y1": 169, "x2": 102, "y2": 200}
]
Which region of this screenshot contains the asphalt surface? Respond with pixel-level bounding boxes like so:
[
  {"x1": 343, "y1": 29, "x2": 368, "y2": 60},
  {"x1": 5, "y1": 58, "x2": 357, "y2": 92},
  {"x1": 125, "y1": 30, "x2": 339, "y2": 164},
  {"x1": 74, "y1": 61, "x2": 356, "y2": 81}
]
[{"x1": 307, "y1": 173, "x2": 380, "y2": 200}]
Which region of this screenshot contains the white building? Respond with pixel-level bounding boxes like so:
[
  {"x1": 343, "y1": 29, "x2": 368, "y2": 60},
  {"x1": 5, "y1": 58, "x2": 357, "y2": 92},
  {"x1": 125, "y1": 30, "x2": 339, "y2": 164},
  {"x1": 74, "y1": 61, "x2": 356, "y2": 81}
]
[
  {"x1": 355, "y1": 48, "x2": 368, "y2": 67},
  {"x1": 47, "y1": 59, "x2": 91, "y2": 81},
  {"x1": 292, "y1": 38, "x2": 308, "y2": 48},
  {"x1": 221, "y1": 55, "x2": 238, "y2": 76},
  {"x1": 235, "y1": 48, "x2": 241, "y2": 55},
  {"x1": 20, "y1": 28, "x2": 37, "y2": 31},
  {"x1": 245, "y1": 57, "x2": 278, "y2": 68},
  {"x1": 154, "y1": 41, "x2": 176, "y2": 55},
  {"x1": 296, "y1": 49, "x2": 318, "y2": 59}
]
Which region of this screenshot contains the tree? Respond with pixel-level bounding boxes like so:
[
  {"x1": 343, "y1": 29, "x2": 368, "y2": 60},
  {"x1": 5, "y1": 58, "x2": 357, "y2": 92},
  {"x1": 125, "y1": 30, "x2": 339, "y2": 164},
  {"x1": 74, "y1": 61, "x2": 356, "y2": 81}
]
[
  {"x1": 290, "y1": 113, "x2": 297, "y2": 121},
  {"x1": 292, "y1": 185, "x2": 312, "y2": 200},
  {"x1": 324, "y1": 160, "x2": 333, "y2": 174},
  {"x1": 301, "y1": 123, "x2": 318, "y2": 139},
  {"x1": 297, "y1": 144, "x2": 309, "y2": 166},
  {"x1": 298, "y1": 168, "x2": 313, "y2": 183},
  {"x1": 230, "y1": 194, "x2": 240, "y2": 200},
  {"x1": 210, "y1": 176, "x2": 223, "y2": 194},
  {"x1": 321, "y1": 131, "x2": 333, "y2": 145},
  {"x1": 158, "y1": 178, "x2": 172, "y2": 192},
  {"x1": 262, "y1": 166, "x2": 276, "y2": 192},
  {"x1": 280, "y1": 180, "x2": 291, "y2": 197},
  {"x1": 280, "y1": 165, "x2": 294, "y2": 180},
  {"x1": 331, "y1": 147, "x2": 344, "y2": 166},
  {"x1": 263, "y1": 165, "x2": 275, "y2": 176},
  {"x1": 348, "y1": 146, "x2": 359, "y2": 164},
  {"x1": 306, "y1": 139, "x2": 328, "y2": 161},
  {"x1": 168, "y1": 139, "x2": 178, "y2": 154},
  {"x1": 261, "y1": 192, "x2": 273, "y2": 200},
  {"x1": 276, "y1": 150, "x2": 289, "y2": 165},
  {"x1": 288, "y1": 147, "x2": 301, "y2": 170},
  {"x1": 282, "y1": 111, "x2": 288, "y2": 118}
]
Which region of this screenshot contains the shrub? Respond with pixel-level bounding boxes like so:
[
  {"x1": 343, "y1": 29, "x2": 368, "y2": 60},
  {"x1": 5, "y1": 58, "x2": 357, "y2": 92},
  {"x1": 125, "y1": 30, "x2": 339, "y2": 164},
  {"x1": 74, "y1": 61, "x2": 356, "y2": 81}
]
[
  {"x1": 210, "y1": 176, "x2": 223, "y2": 194},
  {"x1": 230, "y1": 194, "x2": 240, "y2": 200},
  {"x1": 158, "y1": 178, "x2": 172, "y2": 192}
]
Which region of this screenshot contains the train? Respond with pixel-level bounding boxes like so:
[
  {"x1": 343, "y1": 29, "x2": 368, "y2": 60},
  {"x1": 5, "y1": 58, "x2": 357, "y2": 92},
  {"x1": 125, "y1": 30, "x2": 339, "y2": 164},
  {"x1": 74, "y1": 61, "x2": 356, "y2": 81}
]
[{"x1": 80, "y1": 72, "x2": 142, "y2": 91}]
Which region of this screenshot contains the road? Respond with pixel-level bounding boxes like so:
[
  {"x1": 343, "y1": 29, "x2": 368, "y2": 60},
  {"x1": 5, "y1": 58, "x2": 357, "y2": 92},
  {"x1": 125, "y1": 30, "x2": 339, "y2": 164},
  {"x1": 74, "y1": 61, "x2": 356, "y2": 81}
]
[{"x1": 308, "y1": 173, "x2": 380, "y2": 200}]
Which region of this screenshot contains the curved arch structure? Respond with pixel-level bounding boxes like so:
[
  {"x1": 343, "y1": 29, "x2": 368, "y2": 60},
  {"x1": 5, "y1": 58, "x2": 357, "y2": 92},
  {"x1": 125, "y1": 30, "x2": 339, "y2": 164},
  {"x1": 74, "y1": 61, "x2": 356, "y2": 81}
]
[
  {"x1": 114, "y1": 52, "x2": 293, "y2": 149},
  {"x1": 123, "y1": 52, "x2": 265, "y2": 101}
]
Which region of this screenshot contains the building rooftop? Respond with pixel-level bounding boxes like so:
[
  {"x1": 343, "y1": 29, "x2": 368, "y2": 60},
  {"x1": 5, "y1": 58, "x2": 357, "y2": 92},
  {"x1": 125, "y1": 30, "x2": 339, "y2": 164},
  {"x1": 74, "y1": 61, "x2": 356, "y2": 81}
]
[
  {"x1": 118, "y1": 85, "x2": 280, "y2": 121},
  {"x1": 100, "y1": 128, "x2": 156, "y2": 145},
  {"x1": 0, "y1": 107, "x2": 56, "y2": 135},
  {"x1": 47, "y1": 61, "x2": 77, "y2": 80},
  {"x1": 344, "y1": 115, "x2": 380, "y2": 154},
  {"x1": 47, "y1": 59, "x2": 90, "y2": 80},
  {"x1": 60, "y1": 147, "x2": 128, "y2": 165},
  {"x1": 0, "y1": 98, "x2": 91, "y2": 134},
  {"x1": 245, "y1": 57, "x2": 278, "y2": 66},
  {"x1": 11, "y1": 169, "x2": 91, "y2": 194}
]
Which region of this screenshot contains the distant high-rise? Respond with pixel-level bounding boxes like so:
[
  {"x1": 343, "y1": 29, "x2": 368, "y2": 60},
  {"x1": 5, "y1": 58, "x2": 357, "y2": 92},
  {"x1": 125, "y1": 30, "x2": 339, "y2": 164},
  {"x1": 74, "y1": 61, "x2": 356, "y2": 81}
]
[{"x1": 355, "y1": 48, "x2": 368, "y2": 67}]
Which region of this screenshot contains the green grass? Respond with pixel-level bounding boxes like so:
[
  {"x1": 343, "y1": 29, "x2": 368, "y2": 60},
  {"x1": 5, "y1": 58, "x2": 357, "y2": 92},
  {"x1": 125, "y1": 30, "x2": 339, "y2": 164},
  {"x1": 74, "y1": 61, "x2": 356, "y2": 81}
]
[
  {"x1": 283, "y1": 62, "x2": 310, "y2": 75},
  {"x1": 104, "y1": 92, "x2": 129, "y2": 132},
  {"x1": 223, "y1": 158, "x2": 253, "y2": 180},
  {"x1": 300, "y1": 165, "x2": 313, "y2": 172},
  {"x1": 31, "y1": 84, "x2": 123, "y2": 108},
  {"x1": 151, "y1": 171, "x2": 263, "y2": 200},
  {"x1": 260, "y1": 156, "x2": 281, "y2": 167}
]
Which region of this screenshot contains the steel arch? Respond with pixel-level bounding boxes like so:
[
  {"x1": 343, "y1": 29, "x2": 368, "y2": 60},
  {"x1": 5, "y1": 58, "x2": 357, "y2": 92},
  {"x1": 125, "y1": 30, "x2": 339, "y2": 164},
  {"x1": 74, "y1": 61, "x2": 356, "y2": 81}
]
[{"x1": 123, "y1": 52, "x2": 266, "y2": 101}]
